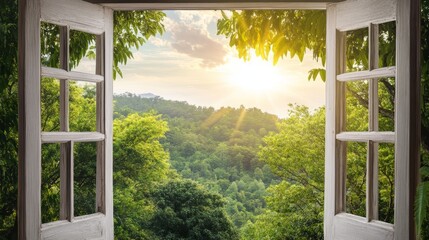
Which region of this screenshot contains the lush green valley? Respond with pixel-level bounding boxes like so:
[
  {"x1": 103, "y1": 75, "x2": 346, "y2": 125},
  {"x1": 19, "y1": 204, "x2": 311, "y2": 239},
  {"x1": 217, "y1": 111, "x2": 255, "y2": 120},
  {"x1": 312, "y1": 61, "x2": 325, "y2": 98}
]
[
  {"x1": 0, "y1": 82, "x2": 406, "y2": 239},
  {"x1": 111, "y1": 91, "x2": 396, "y2": 239},
  {"x1": 115, "y1": 93, "x2": 281, "y2": 230}
]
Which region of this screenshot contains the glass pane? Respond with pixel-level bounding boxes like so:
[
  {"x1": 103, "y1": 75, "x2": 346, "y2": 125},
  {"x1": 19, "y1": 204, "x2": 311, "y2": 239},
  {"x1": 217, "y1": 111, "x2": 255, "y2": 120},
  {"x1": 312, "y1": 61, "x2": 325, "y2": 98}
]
[
  {"x1": 378, "y1": 143, "x2": 395, "y2": 224},
  {"x1": 41, "y1": 143, "x2": 61, "y2": 223},
  {"x1": 41, "y1": 22, "x2": 60, "y2": 68},
  {"x1": 74, "y1": 142, "x2": 97, "y2": 217},
  {"x1": 69, "y1": 81, "x2": 97, "y2": 132},
  {"x1": 346, "y1": 28, "x2": 369, "y2": 72},
  {"x1": 378, "y1": 78, "x2": 395, "y2": 132},
  {"x1": 41, "y1": 77, "x2": 60, "y2": 132},
  {"x1": 346, "y1": 80, "x2": 369, "y2": 131},
  {"x1": 69, "y1": 30, "x2": 97, "y2": 74},
  {"x1": 346, "y1": 141, "x2": 367, "y2": 217},
  {"x1": 378, "y1": 21, "x2": 396, "y2": 68}
]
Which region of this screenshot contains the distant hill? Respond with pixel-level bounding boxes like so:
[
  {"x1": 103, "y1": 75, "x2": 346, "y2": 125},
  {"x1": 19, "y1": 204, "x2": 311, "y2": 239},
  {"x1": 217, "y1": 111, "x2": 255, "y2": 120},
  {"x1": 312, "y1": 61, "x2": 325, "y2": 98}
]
[
  {"x1": 138, "y1": 93, "x2": 157, "y2": 98},
  {"x1": 114, "y1": 93, "x2": 279, "y2": 133}
]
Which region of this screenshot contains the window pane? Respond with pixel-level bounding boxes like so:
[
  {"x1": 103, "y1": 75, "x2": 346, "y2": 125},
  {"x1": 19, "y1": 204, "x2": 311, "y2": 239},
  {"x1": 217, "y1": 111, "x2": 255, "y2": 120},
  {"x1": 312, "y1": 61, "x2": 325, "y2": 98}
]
[
  {"x1": 346, "y1": 141, "x2": 367, "y2": 217},
  {"x1": 378, "y1": 21, "x2": 396, "y2": 68},
  {"x1": 41, "y1": 77, "x2": 60, "y2": 132},
  {"x1": 41, "y1": 22, "x2": 60, "y2": 68},
  {"x1": 74, "y1": 142, "x2": 98, "y2": 217},
  {"x1": 69, "y1": 81, "x2": 97, "y2": 132},
  {"x1": 378, "y1": 143, "x2": 395, "y2": 224},
  {"x1": 41, "y1": 143, "x2": 61, "y2": 223},
  {"x1": 345, "y1": 28, "x2": 369, "y2": 72},
  {"x1": 346, "y1": 80, "x2": 369, "y2": 131},
  {"x1": 69, "y1": 30, "x2": 97, "y2": 74},
  {"x1": 378, "y1": 77, "x2": 395, "y2": 132}
]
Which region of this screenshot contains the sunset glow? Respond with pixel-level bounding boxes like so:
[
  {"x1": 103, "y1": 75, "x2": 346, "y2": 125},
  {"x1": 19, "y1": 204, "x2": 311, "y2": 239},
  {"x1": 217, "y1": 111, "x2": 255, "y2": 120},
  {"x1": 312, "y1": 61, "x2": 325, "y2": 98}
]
[
  {"x1": 224, "y1": 56, "x2": 284, "y2": 93},
  {"x1": 114, "y1": 10, "x2": 325, "y2": 118}
]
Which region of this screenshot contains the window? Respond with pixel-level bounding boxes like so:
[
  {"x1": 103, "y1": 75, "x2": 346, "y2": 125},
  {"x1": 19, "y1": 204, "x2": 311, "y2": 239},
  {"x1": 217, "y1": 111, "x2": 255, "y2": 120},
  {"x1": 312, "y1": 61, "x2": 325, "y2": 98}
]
[
  {"x1": 18, "y1": 0, "x2": 420, "y2": 239},
  {"x1": 19, "y1": 0, "x2": 113, "y2": 238},
  {"x1": 325, "y1": 0, "x2": 419, "y2": 239}
]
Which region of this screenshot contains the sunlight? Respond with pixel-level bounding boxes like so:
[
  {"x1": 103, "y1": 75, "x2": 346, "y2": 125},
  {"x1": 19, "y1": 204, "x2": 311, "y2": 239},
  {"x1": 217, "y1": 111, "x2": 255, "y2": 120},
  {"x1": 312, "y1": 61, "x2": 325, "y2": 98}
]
[
  {"x1": 234, "y1": 108, "x2": 247, "y2": 131},
  {"x1": 225, "y1": 56, "x2": 284, "y2": 93}
]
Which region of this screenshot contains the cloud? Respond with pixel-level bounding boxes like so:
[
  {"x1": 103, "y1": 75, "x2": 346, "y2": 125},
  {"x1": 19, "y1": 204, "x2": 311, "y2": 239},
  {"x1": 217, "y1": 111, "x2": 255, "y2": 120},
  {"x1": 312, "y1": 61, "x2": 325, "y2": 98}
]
[
  {"x1": 176, "y1": 11, "x2": 221, "y2": 30},
  {"x1": 149, "y1": 37, "x2": 170, "y2": 47},
  {"x1": 170, "y1": 25, "x2": 227, "y2": 68},
  {"x1": 160, "y1": 11, "x2": 228, "y2": 68}
]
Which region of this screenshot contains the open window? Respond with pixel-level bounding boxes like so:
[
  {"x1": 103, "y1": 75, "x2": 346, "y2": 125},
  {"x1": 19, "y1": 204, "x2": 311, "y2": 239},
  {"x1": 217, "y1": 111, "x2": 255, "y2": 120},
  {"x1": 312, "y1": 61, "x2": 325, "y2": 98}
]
[
  {"x1": 18, "y1": 0, "x2": 419, "y2": 239},
  {"x1": 18, "y1": 0, "x2": 113, "y2": 239},
  {"x1": 324, "y1": 0, "x2": 420, "y2": 239}
]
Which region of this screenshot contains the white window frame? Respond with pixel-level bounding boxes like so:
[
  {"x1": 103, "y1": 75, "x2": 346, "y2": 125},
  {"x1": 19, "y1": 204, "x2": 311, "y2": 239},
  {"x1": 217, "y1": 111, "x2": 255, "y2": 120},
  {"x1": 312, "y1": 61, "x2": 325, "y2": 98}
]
[
  {"x1": 18, "y1": 0, "x2": 420, "y2": 239},
  {"x1": 18, "y1": 0, "x2": 113, "y2": 239},
  {"x1": 324, "y1": 0, "x2": 421, "y2": 239}
]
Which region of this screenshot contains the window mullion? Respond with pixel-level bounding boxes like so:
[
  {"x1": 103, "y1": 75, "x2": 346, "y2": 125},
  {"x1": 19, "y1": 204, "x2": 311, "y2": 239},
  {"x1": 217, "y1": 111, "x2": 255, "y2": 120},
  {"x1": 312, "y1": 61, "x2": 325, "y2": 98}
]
[
  {"x1": 336, "y1": 30, "x2": 347, "y2": 213},
  {"x1": 96, "y1": 33, "x2": 106, "y2": 213},
  {"x1": 60, "y1": 141, "x2": 74, "y2": 220},
  {"x1": 59, "y1": 25, "x2": 70, "y2": 131},
  {"x1": 59, "y1": 25, "x2": 74, "y2": 221},
  {"x1": 367, "y1": 23, "x2": 380, "y2": 222}
]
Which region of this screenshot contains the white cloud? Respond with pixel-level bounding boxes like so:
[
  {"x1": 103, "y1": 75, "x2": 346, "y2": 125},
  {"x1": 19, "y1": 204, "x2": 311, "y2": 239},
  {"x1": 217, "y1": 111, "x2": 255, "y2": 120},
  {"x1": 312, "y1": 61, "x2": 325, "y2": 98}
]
[
  {"x1": 162, "y1": 16, "x2": 177, "y2": 33},
  {"x1": 170, "y1": 25, "x2": 227, "y2": 68},
  {"x1": 176, "y1": 11, "x2": 221, "y2": 31},
  {"x1": 159, "y1": 11, "x2": 228, "y2": 68},
  {"x1": 149, "y1": 37, "x2": 170, "y2": 47}
]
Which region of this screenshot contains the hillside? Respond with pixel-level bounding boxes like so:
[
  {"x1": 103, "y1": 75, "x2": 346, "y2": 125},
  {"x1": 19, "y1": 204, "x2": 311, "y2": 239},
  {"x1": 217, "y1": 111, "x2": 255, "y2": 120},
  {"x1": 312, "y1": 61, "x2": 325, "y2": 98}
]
[{"x1": 114, "y1": 93, "x2": 280, "y2": 228}]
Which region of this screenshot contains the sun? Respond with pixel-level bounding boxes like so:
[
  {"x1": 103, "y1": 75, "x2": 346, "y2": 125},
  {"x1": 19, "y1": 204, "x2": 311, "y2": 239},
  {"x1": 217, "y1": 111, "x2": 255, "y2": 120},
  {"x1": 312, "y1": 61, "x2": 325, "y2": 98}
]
[{"x1": 225, "y1": 57, "x2": 284, "y2": 93}]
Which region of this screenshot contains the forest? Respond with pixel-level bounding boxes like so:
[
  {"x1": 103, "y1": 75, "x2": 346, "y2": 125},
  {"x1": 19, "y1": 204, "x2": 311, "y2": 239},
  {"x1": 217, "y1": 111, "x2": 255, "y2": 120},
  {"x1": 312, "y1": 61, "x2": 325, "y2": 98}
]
[
  {"x1": 13, "y1": 79, "x2": 398, "y2": 239},
  {"x1": 24, "y1": 81, "x2": 398, "y2": 239},
  {"x1": 1, "y1": 1, "x2": 429, "y2": 239}
]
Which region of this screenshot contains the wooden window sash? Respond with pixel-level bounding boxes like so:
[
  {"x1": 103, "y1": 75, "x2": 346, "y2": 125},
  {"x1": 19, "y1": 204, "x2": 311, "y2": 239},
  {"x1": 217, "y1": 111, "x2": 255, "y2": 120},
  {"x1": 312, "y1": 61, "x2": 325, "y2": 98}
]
[
  {"x1": 336, "y1": 21, "x2": 397, "y2": 223},
  {"x1": 38, "y1": 16, "x2": 112, "y2": 237}
]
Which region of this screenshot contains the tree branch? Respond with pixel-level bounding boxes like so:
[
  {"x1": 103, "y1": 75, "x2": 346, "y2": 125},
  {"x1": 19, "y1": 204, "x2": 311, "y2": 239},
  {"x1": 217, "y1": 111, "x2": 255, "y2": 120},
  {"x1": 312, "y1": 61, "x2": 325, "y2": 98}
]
[{"x1": 347, "y1": 86, "x2": 394, "y2": 120}]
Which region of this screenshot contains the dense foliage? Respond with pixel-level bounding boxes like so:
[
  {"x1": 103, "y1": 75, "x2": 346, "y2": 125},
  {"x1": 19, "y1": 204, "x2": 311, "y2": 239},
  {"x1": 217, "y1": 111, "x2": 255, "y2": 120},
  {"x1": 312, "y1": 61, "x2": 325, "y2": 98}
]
[
  {"x1": 148, "y1": 179, "x2": 239, "y2": 240},
  {"x1": 113, "y1": 112, "x2": 170, "y2": 239},
  {"x1": 114, "y1": 92, "x2": 396, "y2": 239},
  {"x1": 238, "y1": 100, "x2": 394, "y2": 239},
  {"x1": 241, "y1": 106, "x2": 326, "y2": 240},
  {"x1": 0, "y1": 1, "x2": 19, "y2": 238},
  {"x1": 114, "y1": 94, "x2": 280, "y2": 229},
  {"x1": 419, "y1": 1, "x2": 429, "y2": 237}
]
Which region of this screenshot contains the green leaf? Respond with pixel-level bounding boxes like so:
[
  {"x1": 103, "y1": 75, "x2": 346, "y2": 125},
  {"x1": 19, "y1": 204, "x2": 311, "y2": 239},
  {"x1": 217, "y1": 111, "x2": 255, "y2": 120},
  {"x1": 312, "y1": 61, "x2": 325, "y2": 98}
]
[
  {"x1": 415, "y1": 181, "x2": 429, "y2": 238},
  {"x1": 307, "y1": 68, "x2": 326, "y2": 81},
  {"x1": 320, "y1": 69, "x2": 326, "y2": 81},
  {"x1": 421, "y1": 166, "x2": 429, "y2": 179}
]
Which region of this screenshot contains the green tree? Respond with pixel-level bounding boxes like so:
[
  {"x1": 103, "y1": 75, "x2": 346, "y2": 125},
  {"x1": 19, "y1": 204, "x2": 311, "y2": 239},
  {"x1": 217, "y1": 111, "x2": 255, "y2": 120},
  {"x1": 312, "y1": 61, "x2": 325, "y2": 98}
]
[
  {"x1": 243, "y1": 103, "x2": 393, "y2": 239},
  {"x1": 218, "y1": 10, "x2": 326, "y2": 66},
  {"x1": 113, "y1": 113, "x2": 171, "y2": 239},
  {"x1": 418, "y1": 2, "x2": 429, "y2": 237},
  {"x1": 38, "y1": 82, "x2": 173, "y2": 239},
  {"x1": 114, "y1": 94, "x2": 284, "y2": 232},
  {"x1": 247, "y1": 106, "x2": 325, "y2": 239},
  {"x1": 148, "y1": 179, "x2": 239, "y2": 240},
  {"x1": 0, "y1": 1, "x2": 20, "y2": 237}
]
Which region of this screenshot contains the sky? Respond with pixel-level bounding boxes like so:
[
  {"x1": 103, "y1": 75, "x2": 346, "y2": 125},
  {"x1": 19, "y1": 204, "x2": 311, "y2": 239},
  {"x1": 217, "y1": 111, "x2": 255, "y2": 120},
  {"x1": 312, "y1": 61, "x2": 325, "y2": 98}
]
[{"x1": 110, "y1": 11, "x2": 326, "y2": 118}]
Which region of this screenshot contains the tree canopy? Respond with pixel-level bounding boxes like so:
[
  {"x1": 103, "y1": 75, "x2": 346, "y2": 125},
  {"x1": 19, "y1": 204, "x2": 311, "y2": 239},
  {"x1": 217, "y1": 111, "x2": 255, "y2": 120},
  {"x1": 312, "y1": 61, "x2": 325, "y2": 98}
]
[{"x1": 148, "y1": 179, "x2": 239, "y2": 240}]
